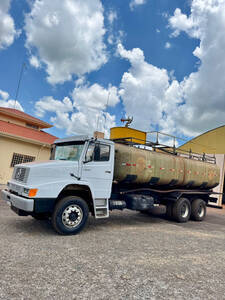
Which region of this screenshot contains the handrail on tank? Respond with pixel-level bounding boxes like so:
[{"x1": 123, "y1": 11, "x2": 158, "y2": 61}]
[
  {"x1": 111, "y1": 135, "x2": 216, "y2": 164},
  {"x1": 147, "y1": 131, "x2": 216, "y2": 164}
]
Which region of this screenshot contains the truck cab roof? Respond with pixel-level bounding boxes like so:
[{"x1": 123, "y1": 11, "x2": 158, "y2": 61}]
[{"x1": 54, "y1": 135, "x2": 114, "y2": 145}]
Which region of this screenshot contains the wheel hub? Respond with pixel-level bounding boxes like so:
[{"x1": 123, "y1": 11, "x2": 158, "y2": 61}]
[
  {"x1": 62, "y1": 205, "x2": 83, "y2": 228},
  {"x1": 181, "y1": 203, "x2": 189, "y2": 218},
  {"x1": 69, "y1": 212, "x2": 78, "y2": 222},
  {"x1": 198, "y1": 205, "x2": 204, "y2": 217}
]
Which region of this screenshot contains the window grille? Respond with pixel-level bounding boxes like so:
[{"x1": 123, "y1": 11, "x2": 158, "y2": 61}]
[{"x1": 10, "y1": 153, "x2": 35, "y2": 167}]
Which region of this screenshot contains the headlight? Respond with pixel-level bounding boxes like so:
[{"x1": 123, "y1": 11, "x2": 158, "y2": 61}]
[
  {"x1": 23, "y1": 188, "x2": 38, "y2": 197},
  {"x1": 24, "y1": 188, "x2": 29, "y2": 194}
]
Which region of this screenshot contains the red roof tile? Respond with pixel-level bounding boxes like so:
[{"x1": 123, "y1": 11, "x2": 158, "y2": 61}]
[
  {"x1": 0, "y1": 107, "x2": 52, "y2": 128},
  {"x1": 0, "y1": 120, "x2": 57, "y2": 144}
]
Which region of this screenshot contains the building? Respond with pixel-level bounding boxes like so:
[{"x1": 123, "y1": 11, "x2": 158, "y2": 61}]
[
  {"x1": 0, "y1": 107, "x2": 57, "y2": 183},
  {"x1": 179, "y1": 125, "x2": 225, "y2": 207}
]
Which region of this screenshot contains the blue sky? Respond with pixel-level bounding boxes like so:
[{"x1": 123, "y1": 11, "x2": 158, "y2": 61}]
[{"x1": 0, "y1": 0, "x2": 225, "y2": 142}]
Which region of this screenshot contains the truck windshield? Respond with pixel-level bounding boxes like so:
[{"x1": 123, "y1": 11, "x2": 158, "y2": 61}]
[{"x1": 53, "y1": 142, "x2": 84, "y2": 161}]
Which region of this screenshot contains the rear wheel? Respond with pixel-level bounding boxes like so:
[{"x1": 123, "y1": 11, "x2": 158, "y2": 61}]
[
  {"x1": 191, "y1": 199, "x2": 206, "y2": 221},
  {"x1": 52, "y1": 196, "x2": 89, "y2": 235},
  {"x1": 172, "y1": 198, "x2": 191, "y2": 223}
]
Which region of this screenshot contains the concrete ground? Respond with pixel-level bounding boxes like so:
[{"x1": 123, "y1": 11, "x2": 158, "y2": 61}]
[{"x1": 0, "y1": 197, "x2": 225, "y2": 300}]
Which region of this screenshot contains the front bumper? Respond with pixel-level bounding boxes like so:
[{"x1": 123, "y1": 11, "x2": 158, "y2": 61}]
[{"x1": 1, "y1": 189, "x2": 34, "y2": 212}]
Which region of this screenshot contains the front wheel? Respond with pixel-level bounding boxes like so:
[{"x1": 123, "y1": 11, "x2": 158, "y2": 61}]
[
  {"x1": 172, "y1": 198, "x2": 191, "y2": 223},
  {"x1": 52, "y1": 196, "x2": 89, "y2": 235}
]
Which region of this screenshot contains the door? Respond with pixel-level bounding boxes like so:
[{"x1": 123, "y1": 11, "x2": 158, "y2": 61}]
[{"x1": 81, "y1": 141, "x2": 114, "y2": 199}]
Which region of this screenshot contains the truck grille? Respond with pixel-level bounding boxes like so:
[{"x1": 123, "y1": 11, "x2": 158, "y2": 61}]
[{"x1": 13, "y1": 167, "x2": 29, "y2": 183}]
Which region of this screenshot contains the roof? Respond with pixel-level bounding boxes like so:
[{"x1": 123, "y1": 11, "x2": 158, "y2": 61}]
[
  {"x1": 0, "y1": 107, "x2": 52, "y2": 129},
  {"x1": 0, "y1": 119, "x2": 57, "y2": 144},
  {"x1": 179, "y1": 125, "x2": 225, "y2": 154}
]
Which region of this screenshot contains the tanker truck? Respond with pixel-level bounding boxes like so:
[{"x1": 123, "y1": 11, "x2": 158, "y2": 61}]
[{"x1": 1, "y1": 132, "x2": 221, "y2": 235}]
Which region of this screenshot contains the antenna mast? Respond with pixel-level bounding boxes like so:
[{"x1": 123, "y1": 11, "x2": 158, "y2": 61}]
[
  {"x1": 103, "y1": 91, "x2": 110, "y2": 132},
  {"x1": 14, "y1": 62, "x2": 26, "y2": 108}
]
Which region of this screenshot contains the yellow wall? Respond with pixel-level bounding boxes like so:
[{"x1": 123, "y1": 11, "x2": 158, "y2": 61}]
[
  {"x1": 179, "y1": 126, "x2": 225, "y2": 154},
  {"x1": 0, "y1": 136, "x2": 51, "y2": 183}
]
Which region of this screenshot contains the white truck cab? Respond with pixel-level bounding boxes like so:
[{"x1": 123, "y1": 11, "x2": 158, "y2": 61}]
[{"x1": 1, "y1": 136, "x2": 115, "y2": 234}]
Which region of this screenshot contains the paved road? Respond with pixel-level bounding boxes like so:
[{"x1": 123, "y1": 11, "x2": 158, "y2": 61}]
[{"x1": 0, "y1": 197, "x2": 225, "y2": 300}]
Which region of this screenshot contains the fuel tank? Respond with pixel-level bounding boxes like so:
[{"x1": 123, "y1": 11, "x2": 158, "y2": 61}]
[{"x1": 113, "y1": 143, "x2": 220, "y2": 189}]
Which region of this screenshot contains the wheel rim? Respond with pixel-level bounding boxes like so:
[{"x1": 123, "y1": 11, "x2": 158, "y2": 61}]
[
  {"x1": 62, "y1": 205, "x2": 83, "y2": 228},
  {"x1": 198, "y1": 204, "x2": 205, "y2": 218},
  {"x1": 181, "y1": 202, "x2": 189, "y2": 218}
]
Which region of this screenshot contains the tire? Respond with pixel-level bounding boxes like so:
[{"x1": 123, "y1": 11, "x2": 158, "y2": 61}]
[
  {"x1": 32, "y1": 214, "x2": 49, "y2": 220},
  {"x1": 52, "y1": 196, "x2": 89, "y2": 235},
  {"x1": 191, "y1": 199, "x2": 206, "y2": 221},
  {"x1": 172, "y1": 197, "x2": 191, "y2": 223},
  {"x1": 165, "y1": 202, "x2": 174, "y2": 220}
]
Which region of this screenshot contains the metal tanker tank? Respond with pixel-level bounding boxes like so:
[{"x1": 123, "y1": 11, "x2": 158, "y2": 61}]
[{"x1": 113, "y1": 143, "x2": 220, "y2": 189}]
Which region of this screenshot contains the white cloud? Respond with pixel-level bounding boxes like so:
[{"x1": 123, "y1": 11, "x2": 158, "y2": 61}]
[
  {"x1": 165, "y1": 42, "x2": 171, "y2": 49},
  {"x1": 130, "y1": 0, "x2": 146, "y2": 11},
  {"x1": 72, "y1": 82, "x2": 120, "y2": 110},
  {"x1": 0, "y1": 89, "x2": 23, "y2": 111},
  {"x1": 169, "y1": 8, "x2": 196, "y2": 37},
  {"x1": 107, "y1": 30, "x2": 124, "y2": 46},
  {"x1": 107, "y1": 34, "x2": 114, "y2": 45},
  {"x1": 108, "y1": 10, "x2": 117, "y2": 25},
  {"x1": 116, "y1": 0, "x2": 225, "y2": 139},
  {"x1": 167, "y1": 0, "x2": 225, "y2": 136},
  {"x1": 25, "y1": 0, "x2": 107, "y2": 84},
  {"x1": 0, "y1": 89, "x2": 9, "y2": 101},
  {"x1": 35, "y1": 96, "x2": 73, "y2": 118},
  {"x1": 29, "y1": 55, "x2": 41, "y2": 68},
  {"x1": 106, "y1": 10, "x2": 123, "y2": 47},
  {"x1": 35, "y1": 82, "x2": 119, "y2": 137},
  {"x1": 117, "y1": 43, "x2": 171, "y2": 132},
  {"x1": 0, "y1": 0, "x2": 20, "y2": 49}
]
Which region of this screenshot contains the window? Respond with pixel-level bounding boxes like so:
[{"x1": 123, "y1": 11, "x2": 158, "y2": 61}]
[
  {"x1": 85, "y1": 142, "x2": 95, "y2": 162},
  {"x1": 85, "y1": 143, "x2": 110, "y2": 162},
  {"x1": 98, "y1": 144, "x2": 110, "y2": 161},
  {"x1": 10, "y1": 153, "x2": 35, "y2": 167},
  {"x1": 54, "y1": 142, "x2": 84, "y2": 161}
]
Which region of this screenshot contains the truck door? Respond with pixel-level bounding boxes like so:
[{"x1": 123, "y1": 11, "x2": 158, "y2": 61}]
[{"x1": 81, "y1": 141, "x2": 114, "y2": 199}]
